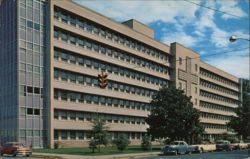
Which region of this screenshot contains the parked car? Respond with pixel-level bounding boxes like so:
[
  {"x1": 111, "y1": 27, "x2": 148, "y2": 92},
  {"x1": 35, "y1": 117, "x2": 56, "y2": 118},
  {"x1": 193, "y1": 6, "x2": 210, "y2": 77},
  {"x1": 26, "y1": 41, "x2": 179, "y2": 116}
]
[
  {"x1": 160, "y1": 141, "x2": 194, "y2": 155},
  {"x1": 0, "y1": 142, "x2": 32, "y2": 157},
  {"x1": 192, "y1": 144, "x2": 216, "y2": 153},
  {"x1": 216, "y1": 140, "x2": 237, "y2": 151}
]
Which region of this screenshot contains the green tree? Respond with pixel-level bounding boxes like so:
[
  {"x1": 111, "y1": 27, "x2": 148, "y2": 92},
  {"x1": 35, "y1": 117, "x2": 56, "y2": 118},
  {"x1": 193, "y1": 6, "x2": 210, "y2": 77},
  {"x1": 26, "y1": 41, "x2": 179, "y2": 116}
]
[
  {"x1": 141, "y1": 135, "x2": 152, "y2": 151},
  {"x1": 146, "y1": 86, "x2": 204, "y2": 143},
  {"x1": 228, "y1": 79, "x2": 250, "y2": 139},
  {"x1": 89, "y1": 118, "x2": 109, "y2": 153},
  {"x1": 88, "y1": 138, "x2": 97, "y2": 153},
  {"x1": 113, "y1": 134, "x2": 130, "y2": 151}
]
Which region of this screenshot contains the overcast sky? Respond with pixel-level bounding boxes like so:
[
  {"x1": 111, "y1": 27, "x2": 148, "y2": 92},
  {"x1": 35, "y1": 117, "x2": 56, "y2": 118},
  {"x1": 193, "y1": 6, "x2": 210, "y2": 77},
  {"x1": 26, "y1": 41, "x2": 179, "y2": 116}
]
[{"x1": 74, "y1": 0, "x2": 250, "y2": 79}]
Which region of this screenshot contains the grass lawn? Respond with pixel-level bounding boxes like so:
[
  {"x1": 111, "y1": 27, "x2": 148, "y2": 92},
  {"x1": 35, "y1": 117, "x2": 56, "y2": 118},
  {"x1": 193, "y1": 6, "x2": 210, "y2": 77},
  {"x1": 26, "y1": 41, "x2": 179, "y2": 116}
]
[{"x1": 33, "y1": 145, "x2": 163, "y2": 156}]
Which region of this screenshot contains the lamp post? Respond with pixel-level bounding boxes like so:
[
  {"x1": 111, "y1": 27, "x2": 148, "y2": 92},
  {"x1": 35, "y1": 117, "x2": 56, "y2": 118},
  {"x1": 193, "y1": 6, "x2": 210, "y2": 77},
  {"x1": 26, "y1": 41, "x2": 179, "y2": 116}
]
[
  {"x1": 229, "y1": 35, "x2": 250, "y2": 42},
  {"x1": 229, "y1": 35, "x2": 250, "y2": 95}
]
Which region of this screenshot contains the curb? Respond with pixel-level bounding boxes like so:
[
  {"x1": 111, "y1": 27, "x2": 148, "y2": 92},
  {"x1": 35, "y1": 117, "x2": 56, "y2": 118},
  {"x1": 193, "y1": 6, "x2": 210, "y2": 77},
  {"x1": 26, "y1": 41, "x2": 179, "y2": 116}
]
[{"x1": 33, "y1": 152, "x2": 159, "y2": 159}]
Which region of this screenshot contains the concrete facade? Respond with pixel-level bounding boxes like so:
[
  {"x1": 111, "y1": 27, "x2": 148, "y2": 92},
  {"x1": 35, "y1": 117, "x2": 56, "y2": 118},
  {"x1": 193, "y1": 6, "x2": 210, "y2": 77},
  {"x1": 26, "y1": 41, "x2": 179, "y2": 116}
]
[{"x1": 0, "y1": 0, "x2": 242, "y2": 148}]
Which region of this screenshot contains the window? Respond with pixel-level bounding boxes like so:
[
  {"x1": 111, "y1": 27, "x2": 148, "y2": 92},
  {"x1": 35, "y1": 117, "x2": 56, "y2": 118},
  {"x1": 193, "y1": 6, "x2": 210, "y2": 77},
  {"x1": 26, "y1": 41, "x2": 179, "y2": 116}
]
[
  {"x1": 20, "y1": 85, "x2": 26, "y2": 96},
  {"x1": 61, "y1": 111, "x2": 67, "y2": 120},
  {"x1": 78, "y1": 112, "x2": 84, "y2": 121},
  {"x1": 69, "y1": 17, "x2": 76, "y2": 26},
  {"x1": 61, "y1": 131, "x2": 67, "y2": 140},
  {"x1": 69, "y1": 55, "x2": 76, "y2": 64},
  {"x1": 54, "y1": 30, "x2": 59, "y2": 39},
  {"x1": 34, "y1": 87, "x2": 40, "y2": 94},
  {"x1": 27, "y1": 86, "x2": 33, "y2": 93},
  {"x1": 179, "y1": 57, "x2": 182, "y2": 65},
  {"x1": 195, "y1": 64, "x2": 198, "y2": 71},
  {"x1": 61, "y1": 53, "x2": 68, "y2": 62},
  {"x1": 34, "y1": 109, "x2": 40, "y2": 115},
  {"x1": 61, "y1": 33, "x2": 68, "y2": 42},
  {"x1": 54, "y1": 110, "x2": 59, "y2": 119},
  {"x1": 61, "y1": 91, "x2": 67, "y2": 101},
  {"x1": 78, "y1": 131, "x2": 84, "y2": 139},
  {"x1": 69, "y1": 112, "x2": 76, "y2": 120},
  {"x1": 61, "y1": 13, "x2": 68, "y2": 23},
  {"x1": 69, "y1": 36, "x2": 76, "y2": 45},
  {"x1": 34, "y1": 23, "x2": 40, "y2": 31},
  {"x1": 27, "y1": 108, "x2": 33, "y2": 115},
  {"x1": 27, "y1": 20, "x2": 33, "y2": 28}
]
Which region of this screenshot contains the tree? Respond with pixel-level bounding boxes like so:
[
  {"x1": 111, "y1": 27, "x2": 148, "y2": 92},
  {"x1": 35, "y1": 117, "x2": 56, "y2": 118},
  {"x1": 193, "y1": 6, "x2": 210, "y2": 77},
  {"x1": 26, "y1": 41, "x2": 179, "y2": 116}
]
[
  {"x1": 141, "y1": 135, "x2": 152, "y2": 151},
  {"x1": 113, "y1": 134, "x2": 130, "y2": 151},
  {"x1": 89, "y1": 118, "x2": 109, "y2": 153},
  {"x1": 146, "y1": 86, "x2": 204, "y2": 143},
  {"x1": 228, "y1": 79, "x2": 250, "y2": 139},
  {"x1": 88, "y1": 138, "x2": 97, "y2": 153}
]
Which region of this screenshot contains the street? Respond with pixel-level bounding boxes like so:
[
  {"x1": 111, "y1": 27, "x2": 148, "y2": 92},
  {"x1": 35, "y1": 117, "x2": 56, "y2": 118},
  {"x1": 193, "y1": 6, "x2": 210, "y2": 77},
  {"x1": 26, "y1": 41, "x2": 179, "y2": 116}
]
[{"x1": 141, "y1": 150, "x2": 250, "y2": 159}]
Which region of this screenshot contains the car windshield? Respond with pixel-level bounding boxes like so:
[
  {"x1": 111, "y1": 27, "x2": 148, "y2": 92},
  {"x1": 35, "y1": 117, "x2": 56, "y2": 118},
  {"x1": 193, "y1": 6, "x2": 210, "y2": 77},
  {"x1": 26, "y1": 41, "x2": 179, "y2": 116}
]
[
  {"x1": 216, "y1": 141, "x2": 228, "y2": 144},
  {"x1": 170, "y1": 142, "x2": 179, "y2": 145},
  {"x1": 8, "y1": 143, "x2": 25, "y2": 147}
]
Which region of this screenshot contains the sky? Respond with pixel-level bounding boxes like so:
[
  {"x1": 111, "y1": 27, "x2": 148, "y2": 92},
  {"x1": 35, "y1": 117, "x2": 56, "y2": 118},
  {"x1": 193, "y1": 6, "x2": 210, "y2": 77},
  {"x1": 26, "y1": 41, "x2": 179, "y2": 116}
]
[{"x1": 74, "y1": 0, "x2": 250, "y2": 79}]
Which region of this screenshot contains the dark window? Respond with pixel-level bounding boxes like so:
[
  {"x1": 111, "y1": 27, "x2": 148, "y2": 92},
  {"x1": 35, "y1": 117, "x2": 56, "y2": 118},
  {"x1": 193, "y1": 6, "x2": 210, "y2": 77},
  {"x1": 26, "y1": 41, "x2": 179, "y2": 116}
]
[
  {"x1": 179, "y1": 57, "x2": 182, "y2": 65},
  {"x1": 27, "y1": 86, "x2": 33, "y2": 93},
  {"x1": 34, "y1": 109, "x2": 40, "y2": 115},
  {"x1": 27, "y1": 20, "x2": 33, "y2": 28},
  {"x1": 27, "y1": 108, "x2": 33, "y2": 115},
  {"x1": 34, "y1": 87, "x2": 40, "y2": 94},
  {"x1": 34, "y1": 23, "x2": 40, "y2": 31}
]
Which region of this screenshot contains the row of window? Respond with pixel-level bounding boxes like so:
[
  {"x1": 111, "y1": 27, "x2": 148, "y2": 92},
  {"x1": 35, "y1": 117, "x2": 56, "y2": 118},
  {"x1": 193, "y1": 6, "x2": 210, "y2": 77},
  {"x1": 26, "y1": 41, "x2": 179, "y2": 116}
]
[
  {"x1": 200, "y1": 79, "x2": 238, "y2": 97},
  {"x1": 54, "y1": 89, "x2": 151, "y2": 111},
  {"x1": 202, "y1": 123, "x2": 227, "y2": 130},
  {"x1": 20, "y1": 0, "x2": 43, "y2": 9},
  {"x1": 54, "y1": 48, "x2": 169, "y2": 86},
  {"x1": 54, "y1": 109, "x2": 146, "y2": 125},
  {"x1": 200, "y1": 90, "x2": 239, "y2": 105},
  {"x1": 199, "y1": 101, "x2": 235, "y2": 113},
  {"x1": 200, "y1": 112, "x2": 232, "y2": 121},
  {"x1": 19, "y1": 63, "x2": 43, "y2": 75},
  {"x1": 19, "y1": 1, "x2": 45, "y2": 25},
  {"x1": 54, "y1": 7, "x2": 169, "y2": 62},
  {"x1": 200, "y1": 68, "x2": 239, "y2": 89},
  {"x1": 20, "y1": 107, "x2": 41, "y2": 116},
  {"x1": 54, "y1": 69, "x2": 157, "y2": 97},
  {"x1": 19, "y1": 129, "x2": 45, "y2": 138},
  {"x1": 19, "y1": 85, "x2": 43, "y2": 96},
  {"x1": 20, "y1": 40, "x2": 45, "y2": 54},
  {"x1": 54, "y1": 130, "x2": 143, "y2": 140},
  {"x1": 54, "y1": 29, "x2": 170, "y2": 75}
]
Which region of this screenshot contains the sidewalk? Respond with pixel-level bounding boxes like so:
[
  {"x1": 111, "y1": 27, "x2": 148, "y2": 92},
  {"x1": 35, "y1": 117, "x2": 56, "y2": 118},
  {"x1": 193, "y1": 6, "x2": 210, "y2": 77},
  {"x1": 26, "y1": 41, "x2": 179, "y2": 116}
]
[{"x1": 33, "y1": 152, "x2": 159, "y2": 159}]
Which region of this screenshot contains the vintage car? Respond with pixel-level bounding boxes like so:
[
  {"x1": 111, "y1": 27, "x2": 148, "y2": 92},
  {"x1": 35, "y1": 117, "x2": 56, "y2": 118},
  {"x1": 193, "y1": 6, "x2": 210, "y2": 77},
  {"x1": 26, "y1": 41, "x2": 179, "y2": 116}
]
[
  {"x1": 160, "y1": 141, "x2": 194, "y2": 155},
  {"x1": 0, "y1": 142, "x2": 32, "y2": 157},
  {"x1": 215, "y1": 140, "x2": 237, "y2": 151},
  {"x1": 192, "y1": 144, "x2": 216, "y2": 153}
]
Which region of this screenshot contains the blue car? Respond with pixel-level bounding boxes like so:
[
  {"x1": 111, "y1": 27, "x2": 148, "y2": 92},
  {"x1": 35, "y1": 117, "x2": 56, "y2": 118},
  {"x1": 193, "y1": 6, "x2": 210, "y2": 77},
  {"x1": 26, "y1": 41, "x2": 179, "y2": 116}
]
[{"x1": 160, "y1": 141, "x2": 194, "y2": 155}]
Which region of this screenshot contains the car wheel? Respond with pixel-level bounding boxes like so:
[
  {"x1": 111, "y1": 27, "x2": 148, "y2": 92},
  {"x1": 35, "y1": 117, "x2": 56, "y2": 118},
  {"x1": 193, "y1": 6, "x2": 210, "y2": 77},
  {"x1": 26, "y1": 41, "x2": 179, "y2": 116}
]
[
  {"x1": 200, "y1": 148, "x2": 204, "y2": 153},
  {"x1": 188, "y1": 151, "x2": 192, "y2": 155},
  {"x1": 13, "y1": 151, "x2": 17, "y2": 157},
  {"x1": 174, "y1": 150, "x2": 178, "y2": 155},
  {"x1": 26, "y1": 154, "x2": 30, "y2": 157}
]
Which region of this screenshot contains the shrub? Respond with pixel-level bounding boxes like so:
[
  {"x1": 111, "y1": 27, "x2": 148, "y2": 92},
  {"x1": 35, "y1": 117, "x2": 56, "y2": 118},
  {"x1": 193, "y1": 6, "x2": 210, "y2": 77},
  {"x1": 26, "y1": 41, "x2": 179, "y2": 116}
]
[
  {"x1": 141, "y1": 135, "x2": 152, "y2": 150},
  {"x1": 113, "y1": 134, "x2": 130, "y2": 151}
]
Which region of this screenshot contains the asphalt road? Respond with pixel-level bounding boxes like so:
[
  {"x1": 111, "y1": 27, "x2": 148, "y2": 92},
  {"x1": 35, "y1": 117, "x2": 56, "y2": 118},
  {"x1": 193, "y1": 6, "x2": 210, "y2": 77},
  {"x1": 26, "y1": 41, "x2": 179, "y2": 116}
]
[{"x1": 142, "y1": 149, "x2": 250, "y2": 159}]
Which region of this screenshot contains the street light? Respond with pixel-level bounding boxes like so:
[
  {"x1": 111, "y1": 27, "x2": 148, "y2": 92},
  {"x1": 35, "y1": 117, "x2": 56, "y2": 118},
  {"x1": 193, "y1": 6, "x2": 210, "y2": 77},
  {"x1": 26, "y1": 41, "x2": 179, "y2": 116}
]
[
  {"x1": 229, "y1": 35, "x2": 250, "y2": 106},
  {"x1": 229, "y1": 35, "x2": 250, "y2": 42}
]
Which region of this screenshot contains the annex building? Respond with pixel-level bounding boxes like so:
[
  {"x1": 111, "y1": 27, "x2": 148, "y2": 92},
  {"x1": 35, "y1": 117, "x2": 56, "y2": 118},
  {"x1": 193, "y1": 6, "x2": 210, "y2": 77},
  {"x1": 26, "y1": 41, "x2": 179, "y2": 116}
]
[{"x1": 0, "y1": 0, "x2": 242, "y2": 148}]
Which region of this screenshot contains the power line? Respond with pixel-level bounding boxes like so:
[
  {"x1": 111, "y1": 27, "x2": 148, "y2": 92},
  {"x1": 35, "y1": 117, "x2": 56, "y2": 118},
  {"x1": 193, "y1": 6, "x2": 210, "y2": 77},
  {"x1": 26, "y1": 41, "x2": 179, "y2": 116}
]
[{"x1": 183, "y1": 0, "x2": 246, "y2": 19}]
